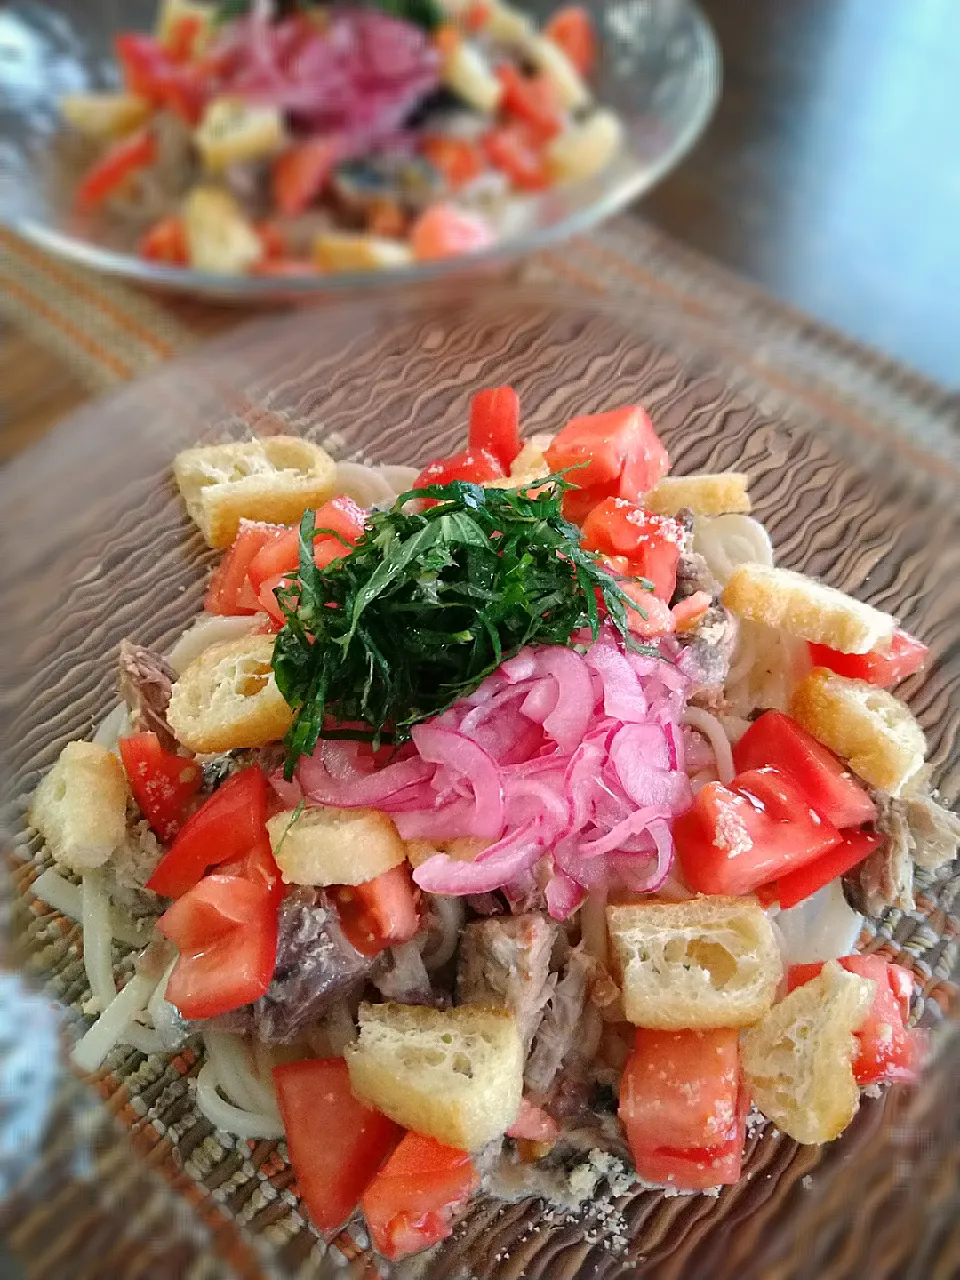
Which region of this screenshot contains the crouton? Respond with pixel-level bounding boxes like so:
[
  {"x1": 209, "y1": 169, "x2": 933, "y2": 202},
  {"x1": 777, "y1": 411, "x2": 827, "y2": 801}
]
[
  {"x1": 29, "y1": 742, "x2": 128, "y2": 872},
  {"x1": 607, "y1": 897, "x2": 782, "y2": 1029},
  {"x1": 723, "y1": 564, "x2": 896, "y2": 655},
  {"x1": 345, "y1": 1003, "x2": 523, "y2": 1150},
  {"x1": 740, "y1": 960, "x2": 875, "y2": 1144},
  {"x1": 182, "y1": 187, "x2": 262, "y2": 277},
  {"x1": 645, "y1": 474, "x2": 752, "y2": 518},
  {"x1": 173, "y1": 435, "x2": 337, "y2": 548},
  {"x1": 790, "y1": 668, "x2": 926, "y2": 795},
  {"x1": 166, "y1": 635, "x2": 293, "y2": 752},
  {"x1": 267, "y1": 805, "x2": 406, "y2": 886},
  {"x1": 313, "y1": 233, "x2": 414, "y2": 273}
]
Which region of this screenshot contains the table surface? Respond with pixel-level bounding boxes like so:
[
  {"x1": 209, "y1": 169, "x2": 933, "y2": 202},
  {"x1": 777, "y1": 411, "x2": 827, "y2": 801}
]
[{"x1": 2, "y1": 0, "x2": 958, "y2": 459}]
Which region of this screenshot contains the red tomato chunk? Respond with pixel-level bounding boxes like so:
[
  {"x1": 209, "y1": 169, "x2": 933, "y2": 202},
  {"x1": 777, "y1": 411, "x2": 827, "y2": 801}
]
[
  {"x1": 158, "y1": 872, "x2": 278, "y2": 1019},
  {"x1": 361, "y1": 1133, "x2": 478, "y2": 1260},
  {"x1": 619, "y1": 1028, "x2": 746, "y2": 1191},
  {"x1": 808, "y1": 627, "x2": 929, "y2": 688},
  {"x1": 732, "y1": 710, "x2": 876, "y2": 829},
  {"x1": 466, "y1": 387, "x2": 521, "y2": 471},
  {"x1": 146, "y1": 765, "x2": 269, "y2": 898},
  {"x1": 673, "y1": 766, "x2": 841, "y2": 897},
  {"x1": 331, "y1": 864, "x2": 420, "y2": 956},
  {"x1": 582, "y1": 499, "x2": 682, "y2": 600},
  {"x1": 274, "y1": 1058, "x2": 401, "y2": 1234},
  {"x1": 118, "y1": 731, "x2": 203, "y2": 843},
  {"x1": 546, "y1": 405, "x2": 669, "y2": 521},
  {"x1": 756, "y1": 828, "x2": 881, "y2": 909}
]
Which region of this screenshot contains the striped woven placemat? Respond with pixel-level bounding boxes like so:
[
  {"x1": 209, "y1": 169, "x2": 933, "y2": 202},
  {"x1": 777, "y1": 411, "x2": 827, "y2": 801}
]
[{"x1": 2, "y1": 220, "x2": 959, "y2": 1280}]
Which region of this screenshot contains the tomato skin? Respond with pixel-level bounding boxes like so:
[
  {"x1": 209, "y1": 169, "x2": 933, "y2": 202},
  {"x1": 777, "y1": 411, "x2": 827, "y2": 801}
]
[
  {"x1": 483, "y1": 124, "x2": 550, "y2": 190},
  {"x1": 808, "y1": 627, "x2": 929, "y2": 688},
  {"x1": 788, "y1": 955, "x2": 923, "y2": 1086},
  {"x1": 272, "y1": 138, "x2": 341, "y2": 217},
  {"x1": 139, "y1": 215, "x2": 188, "y2": 265},
  {"x1": 544, "y1": 5, "x2": 597, "y2": 76},
  {"x1": 361, "y1": 1133, "x2": 478, "y2": 1261},
  {"x1": 146, "y1": 766, "x2": 269, "y2": 898},
  {"x1": 331, "y1": 864, "x2": 420, "y2": 957},
  {"x1": 756, "y1": 828, "x2": 881, "y2": 909},
  {"x1": 619, "y1": 1028, "x2": 745, "y2": 1191},
  {"x1": 421, "y1": 135, "x2": 485, "y2": 189},
  {"x1": 274, "y1": 1058, "x2": 401, "y2": 1234},
  {"x1": 115, "y1": 33, "x2": 205, "y2": 122},
  {"x1": 76, "y1": 129, "x2": 157, "y2": 210},
  {"x1": 158, "y1": 873, "x2": 278, "y2": 1019},
  {"x1": 674, "y1": 766, "x2": 842, "y2": 897},
  {"x1": 582, "y1": 499, "x2": 681, "y2": 600},
  {"x1": 247, "y1": 496, "x2": 366, "y2": 594},
  {"x1": 220, "y1": 832, "x2": 284, "y2": 908},
  {"x1": 409, "y1": 204, "x2": 495, "y2": 260},
  {"x1": 118, "y1": 732, "x2": 203, "y2": 843},
  {"x1": 732, "y1": 710, "x2": 877, "y2": 829},
  {"x1": 546, "y1": 406, "x2": 669, "y2": 517},
  {"x1": 414, "y1": 447, "x2": 504, "y2": 497},
  {"x1": 205, "y1": 521, "x2": 286, "y2": 615},
  {"x1": 496, "y1": 65, "x2": 564, "y2": 143},
  {"x1": 467, "y1": 387, "x2": 521, "y2": 471}
]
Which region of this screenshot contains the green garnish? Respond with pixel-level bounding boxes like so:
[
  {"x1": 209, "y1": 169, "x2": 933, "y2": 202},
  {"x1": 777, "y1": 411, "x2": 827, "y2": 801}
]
[
  {"x1": 272, "y1": 475, "x2": 654, "y2": 776},
  {"x1": 214, "y1": 0, "x2": 443, "y2": 30}
]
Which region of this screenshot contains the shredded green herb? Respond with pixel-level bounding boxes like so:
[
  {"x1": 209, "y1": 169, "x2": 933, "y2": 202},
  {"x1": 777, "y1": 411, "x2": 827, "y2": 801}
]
[
  {"x1": 272, "y1": 475, "x2": 654, "y2": 776},
  {"x1": 214, "y1": 0, "x2": 443, "y2": 29}
]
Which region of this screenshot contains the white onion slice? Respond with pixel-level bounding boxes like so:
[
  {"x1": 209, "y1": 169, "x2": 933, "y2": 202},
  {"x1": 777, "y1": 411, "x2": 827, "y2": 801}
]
[{"x1": 772, "y1": 879, "x2": 863, "y2": 966}]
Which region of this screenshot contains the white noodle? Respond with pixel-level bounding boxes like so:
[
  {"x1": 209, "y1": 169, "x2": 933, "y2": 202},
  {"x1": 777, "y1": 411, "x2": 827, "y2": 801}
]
[
  {"x1": 82, "y1": 871, "x2": 116, "y2": 1011},
  {"x1": 693, "y1": 513, "x2": 773, "y2": 586},
  {"x1": 683, "y1": 707, "x2": 735, "y2": 784},
  {"x1": 72, "y1": 972, "x2": 157, "y2": 1073},
  {"x1": 333, "y1": 462, "x2": 419, "y2": 510},
  {"x1": 419, "y1": 894, "x2": 465, "y2": 970},
  {"x1": 167, "y1": 614, "x2": 262, "y2": 674},
  {"x1": 204, "y1": 1031, "x2": 281, "y2": 1120},
  {"x1": 195, "y1": 1062, "x2": 284, "y2": 1140},
  {"x1": 146, "y1": 956, "x2": 186, "y2": 1049},
  {"x1": 92, "y1": 702, "x2": 131, "y2": 750},
  {"x1": 578, "y1": 888, "x2": 608, "y2": 969},
  {"x1": 34, "y1": 868, "x2": 148, "y2": 949},
  {"x1": 324, "y1": 1001, "x2": 359, "y2": 1056},
  {"x1": 124, "y1": 1023, "x2": 165, "y2": 1055}
]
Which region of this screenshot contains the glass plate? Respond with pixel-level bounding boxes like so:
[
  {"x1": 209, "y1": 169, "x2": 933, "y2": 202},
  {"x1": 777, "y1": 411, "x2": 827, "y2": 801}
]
[
  {"x1": 0, "y1": 0, "x2": 719, "y2": 299},
  {"x1": 1, "y1": 287, "x2": 958, "y2": 1279}
]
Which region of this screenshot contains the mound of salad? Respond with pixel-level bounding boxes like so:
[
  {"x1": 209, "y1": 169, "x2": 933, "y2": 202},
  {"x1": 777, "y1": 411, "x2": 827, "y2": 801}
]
[
  {"x1": 60, "y1": 0, "x2": 620, "y2": 275},
  {"x1": 28, "y1": 389, "x2": 960, "y2": 1266}
]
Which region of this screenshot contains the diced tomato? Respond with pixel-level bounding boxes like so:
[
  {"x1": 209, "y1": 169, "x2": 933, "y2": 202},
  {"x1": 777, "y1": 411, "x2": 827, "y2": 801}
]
[
  {"x1": 808, "y1": 627, "x2": 929, "y2": 688},
  {"x1": 274, "y1": 1058, "x2": 401, "y2": 1233},
  {"x1": 76, "y1": 129, "x2": 157, "y2": 210},
  {"x1": 582, "y1": 499, "x2": 682, "y2": 600},
  {"x1": 732, "y1": 710, "x2": 877, "y2": 829},
  {"x1": 621, "y1": 581, "x2": 676, "y2": 639},
  {"x1": 118, "y1": 732, "x2": 203, "y2": 843},
  {"x1": 204, "y1": 521, "x2": 286, "y2": 616},
  {"x1": 434, "y1": 23, "x2": 461, "y2": 56},
  {"x1": 544, "y1": 5, "x2": 597, "y2": 77},
  {"x1": 619, "y1": 1028, "x2": 745, "y2": 1191},
  {"x1": 507, "y1": 1099, "x2": 559, "y2": 1142},
  {"x1": 463, "y1": 1, "x2": 491, "y2": 31},
  {"x1": 414, "y1": 447, "x2": 504, "y2": 497},
  {"x1": 246, "y1": 496, "x2": 366, "y2": 596},
  {"x1": 220, "y1": 832, "x2": 284, "y2": 908},
  {"x1": 139, "y1": 215, "x2": 188, "y2": 265},
  {"x1": 674, "y1": 766, "x2": 842, "y2": 897},
  {"x1": 409, "y1": 203, "x2": 495, "y2": 260},
  {"x1": 165, "y1": 13, "x2": 205, "y2": 61},
  {"x1": 788, "y1": 955, "x2": 923, "y2": 1086},
  {"x1": 562, "y1": 481, "x2": 616, "y2": 526},
  {"x1": 546, "y1": 406, "x2": 669, "y2": 519},
  {"x1": 361, "y1": 1133, "x2": 478, "y2": 1261},
  {"x1": 483, "y1": 124, "x2": 550, "y2": 190},
  {"x1": 146, "y1": 766, "x2": 269, "y2": 898},
  {"x1": 272, "y1": 137, "x2": 342, "y2": 217},
  {"x1": 158, "y1": 873, "x2": 278, "y2": 1019},
  {"x1": 421, "y1": 135, "x2": 486, "y2": 190},
  {"x1": 256, "y1": 222, "x2": 287, "y2": 261},
  {"x1": 672, "y1": 590, "x2": 712, "y2": 631},
  {"x1": 467, "y1": 387, "x2": 521, "y2": 471},
  {"x1": 756, "y1": 829, "x2": 882, "y2": 909},
  {"x1": 331, "y1": 864, "x2": 420, "y2": 957},
  {"x1": 115, "y1": 33, "x2": 206, "y2": 122},
  {"x1": 496, "y1": 65, "x2": 564, "y2": 143}
]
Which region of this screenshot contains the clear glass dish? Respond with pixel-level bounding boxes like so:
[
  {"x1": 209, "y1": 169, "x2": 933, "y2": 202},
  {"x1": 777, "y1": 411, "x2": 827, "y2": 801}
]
[
  {"x1": 1, "y1": 286, "x2": 957, "y2": 1278},
  {"x1": 0, "y1": 0, "x2": 719, "y2": 299}
]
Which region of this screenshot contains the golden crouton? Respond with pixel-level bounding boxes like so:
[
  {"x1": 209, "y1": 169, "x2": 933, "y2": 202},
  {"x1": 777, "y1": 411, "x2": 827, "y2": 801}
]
[
  {"x1": 166, "y1": 635, "x2": 293, "y2": 753},
  {"x1": 790, "y1": 667, "x2": 926, "y2": 795},
  {"x1": 267, "y1": 805, "x2": 406, "y2": 885},
  {"x1": 645, "y1": 474, "x2": 752, "y2": 518},
  {"x1": 29, "y1": 742, "x2": 128, "y2": 872}
]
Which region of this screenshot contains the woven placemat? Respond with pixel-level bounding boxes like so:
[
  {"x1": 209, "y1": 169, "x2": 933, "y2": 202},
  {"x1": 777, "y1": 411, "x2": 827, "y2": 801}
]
[{"x1": 2, "y1": 222, "x2": 959, "y2": 1280}]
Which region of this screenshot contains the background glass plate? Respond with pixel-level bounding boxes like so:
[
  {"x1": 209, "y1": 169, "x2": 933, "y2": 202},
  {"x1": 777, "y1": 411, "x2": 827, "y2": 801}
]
[
  {"x1": 1, "y1": 287, "x2": 958, "y2": 1278},
  {"x1": 0, "y1": 0, "x2": 719, "y2": 299}
]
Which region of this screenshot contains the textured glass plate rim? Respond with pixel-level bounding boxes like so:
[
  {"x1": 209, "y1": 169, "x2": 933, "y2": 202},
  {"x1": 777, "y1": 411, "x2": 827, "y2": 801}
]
[{"x1": 0, "y1": 3, "x2": 720, "y2": 299}]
